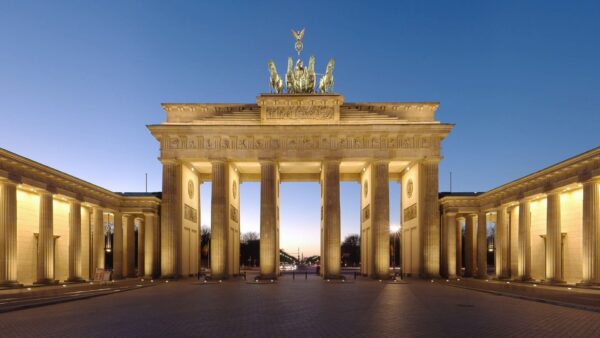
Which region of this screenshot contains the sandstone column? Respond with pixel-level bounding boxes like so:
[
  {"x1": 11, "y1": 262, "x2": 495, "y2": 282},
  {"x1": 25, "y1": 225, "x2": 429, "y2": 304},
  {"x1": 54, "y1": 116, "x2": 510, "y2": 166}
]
[
  {"x1": 92, "y1": 207, "x2": 104, "y2": 271},
  {"x1": 419, "y1": 159, "x2": 440, "y2": 277},
  {"x1": 476, "y1": 212, "x2": 488, "y2": 279},
  {"x1": 322, "y1": 160, "x2": 341, "y2": 278},
  {"x1": 0, "y1": 180, "x2": 18, "y2": 286},
  {"x1": 456, "y1": 216, "x2": 464, "y2": 276},
  {"x1": 495, "y1": 206, "x2": 509, "y2": 279},
  {"x1": 210, "y1": 161, "x2": 228, "y2": 279},
  {"x1": 36, "y1": 191, "x2": 54, "y2": 284},
  {"x1": 373, "y1": 161, "x2": 390, "y2": 278},
  {"x1": 144, "y1": 212, "x2": 159, "y2": 277},
  {"x1": 546, "y1": 191, "x2": 562, "y2": 282},
  {"x1": 161, "y1": 160, "x2": 182, "y2": 278},
  {"x1": 464, "y1": 214, "x2": 476, "y2": 277},
  {"x1": 260, "y1": 161, "x2": 278, "y2": 279},
  {"x1": 112, "y1": 211, "x2": 123, "y2": 279},
  {"x1": 518, "y1": 199, "x2": 532, "y2": 280},
  {"x1": 446, "y1": 212, "x2": 457, "y2": 278},
  {"x1": 123, "y1": 214, "x2": 136, "y2": 277},
  {"x1": 440, "y1": 212, "x2": 448, "y2": 277},
  {"x1": 137, "y1": 218, "x2": 145, "y2": 276},
  {"x1": 68, "y1": 199, "x2": 83, "y2": 282},
  {"x1": 582, "y1": 179, "x2": 600, "y2": 284}
]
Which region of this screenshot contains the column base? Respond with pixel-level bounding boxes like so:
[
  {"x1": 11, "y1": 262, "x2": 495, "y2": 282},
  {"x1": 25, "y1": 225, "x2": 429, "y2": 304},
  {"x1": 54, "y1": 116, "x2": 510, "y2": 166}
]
[
  {"x1": 255, "y1": 275, "x2": 277, "y2": 281},
  {"x1": 476, "y1": 274, "x2": 489, "y2": 280},
  {"x1": 34, "y1": 279, "x2": 59, "y2": 286},
  {"x1": 66, "y1": 277, "x2": 86, "y2": 283},
  {"x1": 323, "y1": 274, "x2": 346, "y2": 281},
  {"x1": 0, "y1": 281, "x2": 23, "y2": 288},
  {"x1": 545, "y1": 278, "x2": 566, "y2": 285},
  {"x1": 576, "y1": 281, "x2": 600, "y2": 287}
]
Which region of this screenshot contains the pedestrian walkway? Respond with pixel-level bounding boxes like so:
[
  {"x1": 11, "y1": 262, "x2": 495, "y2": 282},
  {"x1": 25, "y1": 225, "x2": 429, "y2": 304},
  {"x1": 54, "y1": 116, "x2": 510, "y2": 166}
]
[{"x1": 442, "y1": 277, "x2": 600, "y2": 312}]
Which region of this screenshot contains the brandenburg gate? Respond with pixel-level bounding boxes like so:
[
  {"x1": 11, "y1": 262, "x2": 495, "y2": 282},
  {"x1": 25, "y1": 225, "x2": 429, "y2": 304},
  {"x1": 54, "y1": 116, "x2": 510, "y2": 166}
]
[{"x1": 148, "y1": 30, "x2": 453, "y2": 280}]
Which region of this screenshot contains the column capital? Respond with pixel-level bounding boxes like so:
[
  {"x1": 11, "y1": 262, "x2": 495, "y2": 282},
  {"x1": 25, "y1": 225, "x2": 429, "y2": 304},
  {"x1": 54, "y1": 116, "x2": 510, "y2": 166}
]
[
  {"x1": 582, "y1": 176, "x2": 600, "y2": 185},
  {"x1": 160, "y1": 158, "x2": 180, "y2": 165}
]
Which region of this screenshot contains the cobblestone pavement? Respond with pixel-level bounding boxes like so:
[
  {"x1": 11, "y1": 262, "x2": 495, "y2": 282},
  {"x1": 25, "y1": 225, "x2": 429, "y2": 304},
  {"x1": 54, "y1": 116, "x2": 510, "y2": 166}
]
[{"x1": 0, "y1": 276, "x2": 599, "y2": 337}]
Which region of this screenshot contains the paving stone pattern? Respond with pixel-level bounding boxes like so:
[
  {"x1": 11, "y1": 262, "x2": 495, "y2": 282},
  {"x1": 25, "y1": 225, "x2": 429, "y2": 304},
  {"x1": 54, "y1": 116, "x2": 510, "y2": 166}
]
[{"x1": 0, "y1": 277, "x2": 599, "y2": 337}]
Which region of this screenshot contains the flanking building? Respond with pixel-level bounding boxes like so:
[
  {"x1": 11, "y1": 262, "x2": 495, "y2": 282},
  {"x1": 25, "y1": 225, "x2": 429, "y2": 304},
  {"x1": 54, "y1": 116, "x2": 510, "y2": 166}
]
[{"x1": 440, "y1": 147, "x2": 600, "y2": 284}]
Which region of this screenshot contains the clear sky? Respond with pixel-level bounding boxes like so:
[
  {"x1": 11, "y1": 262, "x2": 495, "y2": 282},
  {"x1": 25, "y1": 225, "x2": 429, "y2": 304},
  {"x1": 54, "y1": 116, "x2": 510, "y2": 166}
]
[{"x1": 2, "y1": 1, "x2": 599, "y2": 256}]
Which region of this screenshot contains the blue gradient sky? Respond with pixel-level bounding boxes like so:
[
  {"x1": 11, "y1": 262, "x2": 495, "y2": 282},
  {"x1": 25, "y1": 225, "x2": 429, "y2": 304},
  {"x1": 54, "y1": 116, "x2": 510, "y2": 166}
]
[{"x1": 2, "y1": 1, "x2": 599, "y2": 256}]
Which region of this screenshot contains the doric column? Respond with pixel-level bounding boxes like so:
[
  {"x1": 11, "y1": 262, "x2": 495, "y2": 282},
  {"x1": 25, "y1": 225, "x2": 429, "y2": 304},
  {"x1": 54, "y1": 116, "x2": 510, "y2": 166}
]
[
  {"x1": 137, "y1": 218, "x2": 145, "y2": 276},
  {"x1": 419, "y1": 159, "x2": 440, "y2": 277},
  {"x1": 0, "y1": 180, "x2": 18, "y2": 286},
  {"x1": 546, "y1": 191, "x2": 562, "y2": 282},
  {"x1": 36, "y1": 191, "x2": 54, "y2": 284},
  {"x1": 476, "y1": 212, "x2": 488, "y2": 279},
  {"x1": 322, "y1": 160, "x2": 341, "y2": 278},
  {"x1": 123, "y1": 214, "x2": 136, "y2": 278},
  {"x1": 92, "y1": 207, "x2": 104, "y2": 271},
  {"x1": 68, "y1": 199, "x2": 83, "y2": 282},
  {"x1": 445, "y1": 212, "x2": 457, "y2": 278},
  {"x1": 456, "y1": 216, "x2": 464, "y2": 276},
  {"x1": 260, "y1": 161, "x2": 278, "y2": 278},
  {"x1": 161, "y1": 160, "x2": 182, "y2": 278},
  {"x1": 518, "y1": 199, "x2": 532, "y2": 280},
  {"x1": 495, "y1": 206, "x2": 509, "y2": 279},
  {"x1": 373, "y1": 161, "x2": 390, "y2": 278},
  {"x1": 582, "y1": 179, "x2": 600, "y2": 284},
  {"x1": 210, "y1": 161, "x2": 228, "y2": 279},
  {"x1": 112, "y1": 211, "x2": 123, "y2": 279},
  {"x1": 144, "y1": 212, "x2": 159, "y2": 277},
  {"x1": 464, "y1": 214, "x2": 476, "y2": 277}
]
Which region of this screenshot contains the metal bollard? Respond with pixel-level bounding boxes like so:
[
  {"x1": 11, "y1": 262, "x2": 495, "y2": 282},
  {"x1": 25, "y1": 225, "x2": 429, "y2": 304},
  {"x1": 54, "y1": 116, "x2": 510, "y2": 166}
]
[
  {"x1": 305, "y1": 271, "x2": 308, "y2": 280},
  {"x1": 354, "y1": 271, "x2": 357, "y2": 280},
  {"x1": 293, "y1": 271, "x2": 295, "y2": 280}
]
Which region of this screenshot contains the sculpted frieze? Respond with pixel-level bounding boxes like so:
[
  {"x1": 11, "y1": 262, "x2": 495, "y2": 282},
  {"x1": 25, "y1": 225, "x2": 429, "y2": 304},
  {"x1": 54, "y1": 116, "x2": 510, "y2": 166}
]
[{"x1": 164, "y1": 134, "x2": 434, "y2": 151}]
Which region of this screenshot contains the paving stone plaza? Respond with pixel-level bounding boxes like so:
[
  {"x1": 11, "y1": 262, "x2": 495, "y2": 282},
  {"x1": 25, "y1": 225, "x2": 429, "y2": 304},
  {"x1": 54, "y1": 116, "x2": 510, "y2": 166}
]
[{"x1": 0, "y1": 277, "x2": 599, "y2": 337}]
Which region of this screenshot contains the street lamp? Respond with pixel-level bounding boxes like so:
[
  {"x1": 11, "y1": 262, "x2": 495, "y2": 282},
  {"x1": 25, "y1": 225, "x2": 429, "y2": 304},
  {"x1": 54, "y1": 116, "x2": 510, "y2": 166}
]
[{"x1": 390, "y1": 224, "x2": 400, "y2": 274}]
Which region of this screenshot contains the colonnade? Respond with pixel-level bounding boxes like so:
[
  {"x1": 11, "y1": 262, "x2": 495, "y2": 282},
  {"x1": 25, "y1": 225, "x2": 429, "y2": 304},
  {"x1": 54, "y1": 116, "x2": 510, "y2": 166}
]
[
  {"x1": 441, "y1": 178, "x2": 600, "y2": 285},
  {"x1": 0, "y1": 177, "x2": 160, "y2": 286},
  {"x1": 160, "y1": 158, "x2": 441, "y2": 280}
]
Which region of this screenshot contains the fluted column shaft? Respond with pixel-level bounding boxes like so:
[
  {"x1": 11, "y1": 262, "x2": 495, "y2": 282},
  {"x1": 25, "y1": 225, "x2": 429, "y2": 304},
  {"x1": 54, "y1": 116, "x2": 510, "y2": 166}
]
[
  {"x1": 260, "y1": 161, "x2": 278, "y2": 278},
  {"x1": 446, "y1": 213, "x2": 457, "y2": 278},
  {"x1": 210, "y1": 161, "x2": 228, "y2": 279},
  {"x1": 36, "y1": 192, "x2": 54, "y2": 283},
  {"x1": 322, "y1": 161, "x2": 341, "y2": 277},
  {"x1": 93, "y1": 207, "x2": 104, "y2": 271},
  {"x1": 144, "y1": 213, "x2": 159, "y2": 277},
  {"x1": 546, "y1": 192, "x2": 562, "y2": 282},
  {"x1": 495, "y1": 207, "x2": 509, "y2": 279},
  {"x1": 0, "y1": 181, "x2": 18, "y2": 285},
  {"x1": 456, "y1": 217, "x2": 463, "y2": 276},
  {"x1": 137, "y1": 218, "x2": 145, "y2": 276},
  {"x1": 582, "y1": 180, "x2": 600, "y2": 284},
  {"x1": 112, "y1": 211, "x2": 123, "y2": 279},
  {"x1": 476, "y1": 212, "x2": 488, "y2": 278},
  {"x1": 123, "y1": 215, "x2": 136, "y2": 277},
  {"x1": 419, "y1": 160, "x2": 440, "y2": 277},
  {"x1": 161, "y1": 161, "x2": 181, "y2": 278},
  {"x1": 464, "y1": 214, "x2": 476, "y2": 277},
  {"x1": 373, "y1": 161, "x2": 390, "y2": 278},
  {"x1": 518, "y1": 199, "x2": 532, "y2": 280},
  {"x1": 68, "y1": 200, "x2": 83, "y2": 281}
]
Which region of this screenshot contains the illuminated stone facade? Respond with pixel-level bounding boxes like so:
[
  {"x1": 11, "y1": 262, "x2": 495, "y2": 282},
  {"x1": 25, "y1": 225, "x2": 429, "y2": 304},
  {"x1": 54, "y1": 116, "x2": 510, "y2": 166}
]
[
  {"x1": 0, "y1": 149, "x2": 160, "y2": 285},
  {"x1": 149, "y1": 93, "x2": 452, "y2": 279},
  {"x1": 440, "y1": 147, "x2": 600, "y2": 284}
]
